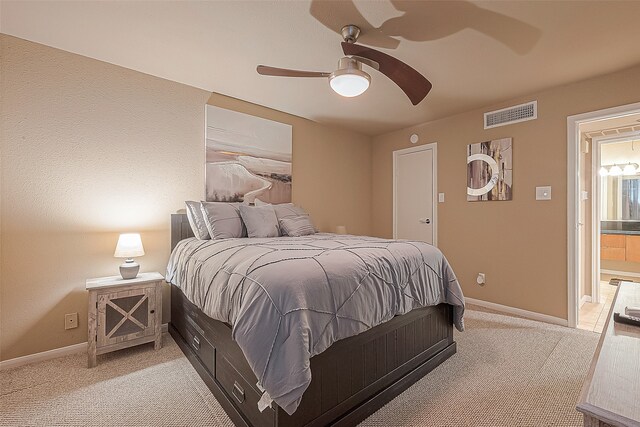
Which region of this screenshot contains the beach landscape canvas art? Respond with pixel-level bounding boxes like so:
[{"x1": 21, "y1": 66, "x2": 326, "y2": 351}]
[
  {"x1": 467, "y1": 137, "x2": 512, "y2": 201},
  {"x1": 205, "y1": 105, "x2": 292, "y2": 203}
]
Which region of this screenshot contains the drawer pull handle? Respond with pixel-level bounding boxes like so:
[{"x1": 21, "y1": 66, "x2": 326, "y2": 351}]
[
  {"x1": 192, "y1": 336, "x2": 200, "y2": 351},
  {"x1": 232, "y1": 381, "x2": 245, "y2": 404}
]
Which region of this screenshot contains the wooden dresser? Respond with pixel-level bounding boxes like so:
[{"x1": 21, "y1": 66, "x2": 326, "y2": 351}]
[{"x1": 577, "y1": 281, "x2": 640, "y2": 427}]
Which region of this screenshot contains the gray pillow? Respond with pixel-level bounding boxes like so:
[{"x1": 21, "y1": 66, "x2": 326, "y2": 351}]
[
  {"x1": 200, "y1": 202, "x2": 247, "y2": 239},
  {"x1": 279, "y1": 216, "x2": 316, "y2": 237},
  {"x1": 239, "y1": 205, "x2": 279, "y2": 238},
  {"x1": 272, "y1": 203, "x2": 318, "y2": 234},
  {"x1": 185, "y1": 201, "x2": 211, "y2": 240},
  {"x1": 272, "y1": 203, "x2": 309, "y2": 220}
]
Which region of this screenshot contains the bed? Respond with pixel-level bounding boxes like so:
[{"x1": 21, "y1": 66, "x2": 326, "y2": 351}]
[{"x1": 167, "y1": 213, "x2": 463, "y2": 427}]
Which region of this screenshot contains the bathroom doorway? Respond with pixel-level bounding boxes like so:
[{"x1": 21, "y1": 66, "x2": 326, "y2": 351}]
[
  {"x1": 572, "y1": 108, "x2": 640, "y2": 332},
  {"x1": 582, "y1": 129, "x2": 640, "y2": 332},
  {"x1": 567, "y1": 103, "x2": 640, "y2": 332}
]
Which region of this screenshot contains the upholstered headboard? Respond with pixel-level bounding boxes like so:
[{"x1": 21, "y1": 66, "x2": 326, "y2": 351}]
[{"x1": 171, "y1": 213, "x2": 194, "y2": 252}]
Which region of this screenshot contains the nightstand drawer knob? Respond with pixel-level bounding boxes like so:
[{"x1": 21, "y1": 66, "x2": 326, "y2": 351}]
[
  {"x1": 232, "y1": 381, "x2": 245, "y2": 404},
  {"x1": 192, "y1": 336, "x2": 200, "y2": 351},
  {"x1": 150, "y1": 310, "x2": 155, "y2": 314}
]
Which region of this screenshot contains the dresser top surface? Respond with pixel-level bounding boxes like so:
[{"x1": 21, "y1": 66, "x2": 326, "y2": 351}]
[
  {"x1": 577, "y1": 281, "x2": 640, "y2": 426},
  {"x1": 86, "y1": 272, "x2": 164, "y2": 290}
]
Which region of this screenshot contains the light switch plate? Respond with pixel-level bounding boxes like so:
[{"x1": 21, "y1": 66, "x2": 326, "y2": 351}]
[
  {"x1": 536, "y1": 186, "x2": 552, "y2": 201},
  {"x1": 581, "y1": 190, "x2": 589, "y2": 201},
  {"x1": 438, "y1": 193, "x2": 445, "y2": 203}
]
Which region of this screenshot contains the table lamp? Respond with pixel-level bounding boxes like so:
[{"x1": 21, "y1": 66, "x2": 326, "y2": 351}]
[{"x1": 114, "y1": 233, "x2": 145, "y2": 279}]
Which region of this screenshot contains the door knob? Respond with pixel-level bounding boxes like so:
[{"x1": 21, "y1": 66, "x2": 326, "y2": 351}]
[{"x1": 419, "y1": 218, "x2": 431, "y2": 224}]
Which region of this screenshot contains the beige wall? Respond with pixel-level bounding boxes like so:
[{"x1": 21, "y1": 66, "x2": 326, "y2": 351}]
[
  {"x1": 0, "y1": 35, "x2": 371, "y2": 361},
  {"x1": 371, "y1": 64, "x2": 640, "y2": 320}
]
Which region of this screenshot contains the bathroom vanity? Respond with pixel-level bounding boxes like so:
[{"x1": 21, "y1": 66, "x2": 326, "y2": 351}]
[{"x1": 600, "y1": 221, "x2": 640, "y2": 262}]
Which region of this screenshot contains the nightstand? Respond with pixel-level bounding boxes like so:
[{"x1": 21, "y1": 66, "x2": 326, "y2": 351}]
[{"x1": 86, "y1": 272, "x2": 164, "y2": 368}]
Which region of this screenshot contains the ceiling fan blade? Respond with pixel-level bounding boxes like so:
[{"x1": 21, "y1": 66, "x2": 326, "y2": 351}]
[
  {"x1": 257, "y1": 65, "x2": 330, "y2": 78},
  {"x1": 351, "y1": 56, "x2": 379, "y2": 71},
  {"x1": 342, "y1": 42, "x2": 432, "y2": 105}
]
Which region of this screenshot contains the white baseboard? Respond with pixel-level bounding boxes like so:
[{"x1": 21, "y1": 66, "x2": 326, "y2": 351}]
[
  {"x1": 1, "y1": 323, "x2": 169, "y2": 370},
  {"x1": 580, "y1": 295, "x2": 592, "y2": 307},
  {"x1": 600, "y1": 269, "x2": 640, "y2": 279},
  {"x1": 466, "y1": 297, "x2": 568, "y2": 327},
  {"x1": 0, "y1": 342, "x2": 88, "y2": 371}
]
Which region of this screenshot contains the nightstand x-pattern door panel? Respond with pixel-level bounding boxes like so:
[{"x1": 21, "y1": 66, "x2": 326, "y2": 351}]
[{"x1": 97, "y1": 287, "x2": 156, "y2": 347}]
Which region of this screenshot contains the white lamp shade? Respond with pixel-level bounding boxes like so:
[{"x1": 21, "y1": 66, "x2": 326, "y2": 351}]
[
  {"x1": 114, "y1": 233, "x2": 145, "y2": 258},
  {"x1": 623, "y1": 164, "x2": 637, "y2": 175},
  {"x1": 599, "y1": 166, "x2": 609, "y2": 176}
]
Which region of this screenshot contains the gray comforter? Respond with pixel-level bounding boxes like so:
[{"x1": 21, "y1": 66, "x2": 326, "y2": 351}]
[{"x1": 166, "y1": 234, "x2": 464, "y2": 415}]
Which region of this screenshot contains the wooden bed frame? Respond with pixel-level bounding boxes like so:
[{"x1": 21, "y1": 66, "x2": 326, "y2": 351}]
[{"x1": 169, "y1": 213, "x2": 456, "y2": 427}]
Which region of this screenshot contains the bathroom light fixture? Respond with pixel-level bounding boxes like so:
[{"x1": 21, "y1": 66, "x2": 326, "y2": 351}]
[
  {"x1": 609, "y1": 165, "x2": 623, "y2": 176},
  {"x1": 329, "y1": 58, "x2": 371, "y2": 97},
  {"x1": 600, "y1": 163, "x2": 640, "y2": 177}
]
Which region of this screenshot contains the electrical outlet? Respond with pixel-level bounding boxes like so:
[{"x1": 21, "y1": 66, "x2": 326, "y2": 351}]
[
  {"x1": 476, "y1": 273, "x2": 486, "y2": 286},
  {"x1": 65, "y1": 313, "x2": 78, "y2": 330}
]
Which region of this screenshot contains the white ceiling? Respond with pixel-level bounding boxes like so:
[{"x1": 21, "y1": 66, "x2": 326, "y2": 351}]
[{"x1": 3, "y1": 0, "x2": 640, "y2": 136}]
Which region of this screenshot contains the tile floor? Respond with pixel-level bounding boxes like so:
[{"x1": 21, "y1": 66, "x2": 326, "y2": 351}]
[{"x1": 577, "y1": 281, "x2": 618, "y2": 333}]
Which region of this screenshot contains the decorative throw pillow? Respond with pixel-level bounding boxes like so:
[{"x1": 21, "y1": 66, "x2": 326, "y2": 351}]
[
  {"x1": 185, "y1": 201, "x2": 210, "y2": 240},
  {"x1": 239, "y1": 205, "x2": 279, "y2": 238},
  {"x1": 272, "y1": 203, "x2": 309, "y2": 221},
  {"x1": 272, "y1": 203, "x2": 318, "y2": 235},
  {"x1": 279, "y1": 216, "x2": 316, "y2": 237},
  {"x1": 200, "y1": 202, "x2": 247, "y2": 239}
]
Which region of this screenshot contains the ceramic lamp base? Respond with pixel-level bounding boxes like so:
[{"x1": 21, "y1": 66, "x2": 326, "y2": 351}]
[{"x1": 119, "y1": 259, "x2": 140, "y2": 280}]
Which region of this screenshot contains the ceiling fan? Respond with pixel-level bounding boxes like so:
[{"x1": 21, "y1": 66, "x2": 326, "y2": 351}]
[{"x1": 256, "y1": 25, "x2": 432, "y2": 105}]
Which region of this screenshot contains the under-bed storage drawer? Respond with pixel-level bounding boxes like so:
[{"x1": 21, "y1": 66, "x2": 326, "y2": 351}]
[
  {"x1": 173, "y1": 311, "x2": 215, "y2": 376},
  {"x1": 184, "y1": 317, "x2": 216, "y2": 374},
  {"x1": 184, "y1": 319, "x2": 215, "y2": 375},
  {"x1": 216, "y1": 354, "x2": 275, "y2": 427}
]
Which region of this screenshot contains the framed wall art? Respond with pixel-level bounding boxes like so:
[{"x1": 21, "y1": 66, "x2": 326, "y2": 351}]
[
  {"x1": 205, "y1": 105, "x2": 292, "y2": 203},
  {"x1": 467, "y1": 137, "x2": 512, "y2": 201}
]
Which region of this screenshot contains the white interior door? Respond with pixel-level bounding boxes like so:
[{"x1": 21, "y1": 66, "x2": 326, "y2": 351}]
[{"x1": 393, "y1": 143, "x2": 437, "y2": 245}]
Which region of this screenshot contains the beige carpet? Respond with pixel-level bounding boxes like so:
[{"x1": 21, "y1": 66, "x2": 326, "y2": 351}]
[{"x1": 0, "y1": 310, "x2": 599, "y2": 426}]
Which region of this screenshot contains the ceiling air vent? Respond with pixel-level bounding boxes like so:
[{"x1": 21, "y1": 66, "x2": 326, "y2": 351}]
[{"x1": 484, "y1": 101, "x2": 537, "y2": 129}]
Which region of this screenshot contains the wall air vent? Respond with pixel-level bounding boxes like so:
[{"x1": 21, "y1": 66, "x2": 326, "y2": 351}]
[{"x1": 484, "y1": 101, "x2": 537, "y2": 129}]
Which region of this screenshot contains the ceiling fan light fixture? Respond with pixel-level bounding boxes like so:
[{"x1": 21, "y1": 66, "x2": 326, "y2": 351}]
[{"x1": 329, "y1": 57, "x2": 370, "y2": 98}]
